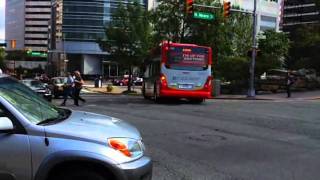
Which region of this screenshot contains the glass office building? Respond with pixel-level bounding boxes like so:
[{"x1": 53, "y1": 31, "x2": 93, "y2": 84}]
[{"x1": 53, "y1": 0, "x2": 147, "y2": 76}]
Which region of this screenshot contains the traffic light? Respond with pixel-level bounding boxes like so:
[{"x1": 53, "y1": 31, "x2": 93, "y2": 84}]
[
  {"x1": 223, "y1": 1, "x2": 231, "y2": 18},
  {"x1": 11, "y1": 40, "x2": 17, "y2": 49},
  {"x1": 186, "y1": 0, "x2": 193, "y2": 14}
]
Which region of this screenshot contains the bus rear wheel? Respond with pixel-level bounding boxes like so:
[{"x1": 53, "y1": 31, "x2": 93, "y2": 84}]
[
  {"x1": 153, "y1": 84, "x2": 161, "y2": 103},
  {"x1": 142, "y1": 85, "x2": 151, "y2": 100}
]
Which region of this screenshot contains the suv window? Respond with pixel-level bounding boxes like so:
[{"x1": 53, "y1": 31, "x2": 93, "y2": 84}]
[{"x1": 0, "y1": 77, "x2": 68, "y2": 125}]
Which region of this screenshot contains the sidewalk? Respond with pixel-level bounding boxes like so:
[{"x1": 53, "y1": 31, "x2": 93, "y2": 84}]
[
  {"x1": 215, "y1": 90, "x2": 320, "y2": 101},
  {"x1": 83, "y1": 81, "x2": 320, "y2": 100},
  {"x1": 83, "y1": 84, "x2": 142, "y2": 95}
]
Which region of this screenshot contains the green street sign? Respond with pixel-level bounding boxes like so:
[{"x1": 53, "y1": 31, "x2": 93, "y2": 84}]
[
  {"x1": 27, "y1": 51, "x2": 47, "y2": 58},
  {"x1": 193, "y1": 11, "x2": 215, "y2": 20}
]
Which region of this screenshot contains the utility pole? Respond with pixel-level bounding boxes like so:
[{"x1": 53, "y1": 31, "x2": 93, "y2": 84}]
[{"x1": 248, "y1": 0, "x2": 258, "y2": 97}]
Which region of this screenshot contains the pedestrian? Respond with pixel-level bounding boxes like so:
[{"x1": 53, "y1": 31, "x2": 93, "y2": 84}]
[
  {"x1": 286, "y1": 71, "x2": 295, "y2": 98},
  {"x1": 61, "y1": 72, "x2": 74, "y2": 106},
  {"x1": 73, "y1": 70, "x2": 86, "y2": 106}
]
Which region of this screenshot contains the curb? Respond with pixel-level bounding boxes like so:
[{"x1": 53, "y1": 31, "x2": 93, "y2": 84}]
[
  {"x1": 213, "y1": 97, "x2": 274, "y2": 101},
  {"x1": 213, "y1": 97, "x2": 320, "y2": 101},
  {"x1": 84, "y1": 89, "x2": 142, "y2": 96}
]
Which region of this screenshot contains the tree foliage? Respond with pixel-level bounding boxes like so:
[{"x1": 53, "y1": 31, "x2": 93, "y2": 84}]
[
  {"x1": 255, "y1": 30, "x2": 290, "y2": 76},
  {"x1": 102, "y1": 0, "x2": 292, "y2": 88},
  {"x1": 0, "y1": 48, "x2": 5, "y2": 69},
  {"x1": 315, "y1": 0, "x2": 320, "y2": 8},
  {"x1": 216, "y1": 56, "x2": 249, "y2": 81},
  {"x1": 287, "y1": 24, "x2": 320, "y2": 73},
  {"x1": 150, "y1": 0, "x2": 253, "y2": 82},
  {"x1": 100, "y1": 1, "x2": 152, "y2": 91},
  {"x1": 150, "y1": 0, "x2": 252, "y2": 58}
]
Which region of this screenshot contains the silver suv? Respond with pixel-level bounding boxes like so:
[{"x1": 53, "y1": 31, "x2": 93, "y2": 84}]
[{"x1": 0, "y1": 74, "x2": 152, "y2": 180}]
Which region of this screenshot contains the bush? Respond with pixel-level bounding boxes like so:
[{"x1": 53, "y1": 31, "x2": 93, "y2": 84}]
[
  {"x1": 215, "y1": 56, "x2": 250, "y2": 82},
  {"x1": 107, "y1": 84, "x2": 113, "y2": 92}
]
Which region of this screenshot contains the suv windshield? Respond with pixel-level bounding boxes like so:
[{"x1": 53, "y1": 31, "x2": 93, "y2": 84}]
[{"x1": 0, "y1": 77, "x2": 70, "y2": 125}]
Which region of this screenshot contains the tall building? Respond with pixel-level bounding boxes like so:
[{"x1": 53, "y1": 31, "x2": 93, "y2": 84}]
[
  {"x1": 50, "y1": 0, "x2": 147, "y2": 76},
  {"x1": 6, "y1": 0, "x2": 51, "y2": 69},
  {"x1": 282, "y1": 0, "x2": 320, "y2": 32},
  {"x1": 221, "y1": 0, "x2": 283, "y2": 32}
]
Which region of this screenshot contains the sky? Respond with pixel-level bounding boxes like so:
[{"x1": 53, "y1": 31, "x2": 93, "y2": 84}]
[{"x1": 0, "y1": 0, "x2": 5, "y2": 42}]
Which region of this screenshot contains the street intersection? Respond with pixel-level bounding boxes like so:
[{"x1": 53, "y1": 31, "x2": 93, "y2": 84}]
[{"x1": 54, "y1": 95, "x2": 320, "y2": 180}]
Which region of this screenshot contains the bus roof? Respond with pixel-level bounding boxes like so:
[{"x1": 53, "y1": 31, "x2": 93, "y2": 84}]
[{"x1": 161, "y1": 41, "x2": 211, "y2": 49}]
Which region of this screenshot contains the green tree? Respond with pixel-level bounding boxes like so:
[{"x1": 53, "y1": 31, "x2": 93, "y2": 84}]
[
  {"x1": 150, "y1": 0, "x2": 185, "y2": 44},
  {"x1": 288, "y1": 24, "x2": 320, "y2": 72},
  {"x1": 0, "y1": 48, "x2": 5, "y2": 70},
  {"x1": 151, "y1": 0, "x2": 253, "y2": 80},
  {"x1": 100, "y1": 1, "x2": 152, "y2": 92},
  {"x1": 255, "y1": 30, "x2": 290, "y2": 76}
]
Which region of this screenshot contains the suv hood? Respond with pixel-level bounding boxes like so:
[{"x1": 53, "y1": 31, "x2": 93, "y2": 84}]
[{"x1": 44, "y1": 111, "x2": 141, "y2": 144}]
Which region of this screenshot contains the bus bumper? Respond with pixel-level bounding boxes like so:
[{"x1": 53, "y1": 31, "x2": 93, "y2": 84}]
[{"x1": 160, "y1": 89, "x2": 212, "y2": 99}]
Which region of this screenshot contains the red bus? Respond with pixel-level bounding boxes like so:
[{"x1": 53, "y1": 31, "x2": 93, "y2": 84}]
[{"x1": 142, "y1": 42, "x2": 213, "y2": 102}]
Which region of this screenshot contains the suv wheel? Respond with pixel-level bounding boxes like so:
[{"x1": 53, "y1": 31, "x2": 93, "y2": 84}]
[{"x1": 53, "y1": 169, "x2": 107, "y2": 180}]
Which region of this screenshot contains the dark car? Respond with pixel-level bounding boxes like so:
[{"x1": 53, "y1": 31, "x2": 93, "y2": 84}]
[
  {"x1": 49, "y1": 77, "x2": 67, "y2": 98},
  {"x1": 21, "y1": 79, "x2": 52, "y2": 102}
]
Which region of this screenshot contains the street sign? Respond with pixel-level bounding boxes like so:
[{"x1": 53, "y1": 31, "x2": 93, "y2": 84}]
[
  {"x1": 193, "y1": 11, "x2": 215, "y2": 20},
  {"x1": 26, "y1": 51, "x2": 48, "y2": 58}
]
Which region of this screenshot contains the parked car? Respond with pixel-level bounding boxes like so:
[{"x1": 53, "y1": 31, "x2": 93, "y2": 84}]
[
  {"x1": 112, "y1": 76, "x2": 143, "y2": 86},
  {"x1": 257, "y1": 69, "x2": 320, "y2": 93},
  {"x1": 21, "y1": 79, "x2": 52, "y2": 102},
  {"x1": 257, "y1": 69, "x2": 288, "y2": 93},
  {"x1": 49, "y1": 77, "x2": 67, "y2": 98},
  {"x1": 0, "y1": 74, "x2": 152, "y2": 180},
  {"x1": 133, "y1": 77, "x2": 143, "y2": 86},
  {"x1": 112, "y1": 77, "x2": 129, "y2": 86}
]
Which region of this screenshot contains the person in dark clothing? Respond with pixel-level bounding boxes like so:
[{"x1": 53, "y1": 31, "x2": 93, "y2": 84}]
[
  {"x1": 73, "y1": 71, "x2": 86, "y2": 106},
  {"x1": 286, "y1": 72, "x2": 295, "y2": 98},
  {"x1": 61, "y1": 72, "x2": 74, "y2": 106}
]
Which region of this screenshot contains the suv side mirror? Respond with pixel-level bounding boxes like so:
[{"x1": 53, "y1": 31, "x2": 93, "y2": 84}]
[{"x1": 0, "y1": 117, "x2": 14, "y2": 133}]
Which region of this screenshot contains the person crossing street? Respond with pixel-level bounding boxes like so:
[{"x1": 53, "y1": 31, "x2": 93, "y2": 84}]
[
  {"x1": 60, "y1": 72, "x2": 74, "y2": 106},
  {"x1": 73, "y1": 71, "x2": 86, "y2": 106}
]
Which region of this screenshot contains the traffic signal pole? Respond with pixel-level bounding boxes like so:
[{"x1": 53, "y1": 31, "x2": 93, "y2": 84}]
[{"x1": 248, "y1": 0, "x2": 257, "y2": 98}]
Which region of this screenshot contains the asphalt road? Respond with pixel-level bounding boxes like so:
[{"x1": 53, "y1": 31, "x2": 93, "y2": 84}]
[{"x1": 53, "y1": 95, "x2": 320, "y2": 180}]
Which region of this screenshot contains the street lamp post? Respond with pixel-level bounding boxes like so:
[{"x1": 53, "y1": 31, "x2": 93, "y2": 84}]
[{"x1": 248, "y1": 0, "x2": 258, "y2": 97}]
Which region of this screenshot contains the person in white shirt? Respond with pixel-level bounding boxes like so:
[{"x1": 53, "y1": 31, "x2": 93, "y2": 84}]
[{"x1": 61, "y1": 72, "x2": 75, "y2": 106}]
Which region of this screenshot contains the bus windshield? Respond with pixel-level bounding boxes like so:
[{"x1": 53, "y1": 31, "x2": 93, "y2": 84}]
[{"x1": 167, "y1": 46, "x2": 209, "y2": 70}]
